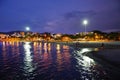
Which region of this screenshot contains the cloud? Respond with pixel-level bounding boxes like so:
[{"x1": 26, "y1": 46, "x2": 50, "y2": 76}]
[
  {"x1": 104, "y1": 28, "x2": 120, "y2": 32},
  {"x1": 44, "y1": 10, "x2": 97, "y2": 33},
  {"x1": 64, "y1": 11, "x2": 96, "y2": 20},
  {"x1": 44, "y1": 9, "x2": 120, "y2": 33}
]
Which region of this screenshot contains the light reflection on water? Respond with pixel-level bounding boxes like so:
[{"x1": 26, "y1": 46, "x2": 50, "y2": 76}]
[
  {"x1": 23, "y1": 42, "x2": 35, "y2": 76},
  {"x1": 0, "y1": 42, "x2": 109, "y2": 80}
]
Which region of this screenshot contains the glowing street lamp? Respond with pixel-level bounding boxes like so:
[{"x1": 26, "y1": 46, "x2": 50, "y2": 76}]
[
  {"x1": 83, "y1": 20, "x2": 88, "y2": 35},
  {"x1": 26, "y1": 27, "x2": 30, "y2": 31}
]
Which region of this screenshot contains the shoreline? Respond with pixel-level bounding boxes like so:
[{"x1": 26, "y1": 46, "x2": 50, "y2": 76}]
[
  {"x1": 86, "y1": 50, "x2": 120, "y2": 79},
  {"x1": 87, "y1": 50, "x2": 120, "y2": 67},
  {"x1": 1, "y1": 41, "x2": 120, "y2": 49},
  {"x1": 0, "y1": 40, "x2": 120, "y2": 43}
]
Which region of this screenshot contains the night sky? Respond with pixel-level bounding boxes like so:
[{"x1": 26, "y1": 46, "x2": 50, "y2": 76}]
[{"x1": 0, "y1": 0, "x2": 120, "y2": 33}]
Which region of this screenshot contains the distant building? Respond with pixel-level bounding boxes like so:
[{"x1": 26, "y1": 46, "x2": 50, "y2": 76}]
[
  {"x1": 61, "y1": 36, "x2": 72, "y2": 42},
  {"x1": 76, "y1": 32, "x2": 93, "y2": 36},
  {"x1": 0, "y1": 34, "x2": 7, "y2": 39},
  {"x1": 53, "y1": 33, "x2": 62, "y2": 38},
  {"x1": 11, "y1": 32, "x2": 21, "y2": 37},
  {"x1": 26, "y1": 32, "x2": 32, "y2": 35},
  {"x1": 20, "y1": 32, "x2": 25, "y2": 37}
]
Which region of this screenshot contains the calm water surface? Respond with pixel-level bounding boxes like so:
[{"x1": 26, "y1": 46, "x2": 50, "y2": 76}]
[{"x1": 0, "y1": 42, "x2": 119, "y2": 80}]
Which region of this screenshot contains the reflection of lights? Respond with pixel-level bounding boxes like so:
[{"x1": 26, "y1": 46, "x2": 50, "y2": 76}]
[
  {"x1": 2, "y1": 42, "x2": 5, "y2": 46},
  {"x1": 63, "y1": 45, "x2": 69, "y2": 50},
  {"x1": 16, "y1": 42, "x2": 19, "y2": 47},
  {"x1": 24, "y1": 42, "x2": 32, "y2": 62},
  {"x1": 82, "y1": 56, "x2": 95, "y2": 67},
  {"x1": 2, "y1": 42, "x2": 6, "y2": 51},
  {"x1": 56, "y1": 44, "x2": 60, "y2": 51},
  {"x1": 36, "y1": 42, "x2": 39, "y2": 46},
  {"x1": 34, "y1": 42, "x2": 37, "y2": 46},
  {"x1": 56, "y1": 44, "x2": 61, "y2": 54},
  {"x1": 11, "y1": 42, "x2": 14, "y2": 46},
  {"x1": 57, "y1": 50, "x2": 61, "y2": 54},
  {"x1": 63, "y1": 46, "x2": 70, "y2": 65},
  {"x1": 39, "y1": 43, "x2": 42, "y2": 54},
  {"x1": 39, "y1": 42, "x2": 42, "y2": 48},
  {"x1": 6, "y1": 42, "x2": 9, "y2": 46},
  {"x1": 48, "y1": 43, "x2": 50, "y2": 46},
  {"x1": 44, "y1": 43, "x2": 47, "y2": 48},
  {"x1": 48, "y1": 43, "x2": 51, "y2": 51},
  {"x1": 75, "y1": 48, "x2": 95, "y2": 68},
  {"x1": 80, "y1": 48, "x2": 91, "y2": 54},
  {"x1": 44, "y1": 43, "x2": 47, "y2": 52},
  {"x1": 94, "y1": 48, "x2": 99, "y2": 51},
  {"x1": 56, "y1": 45, "x2": 62, "y2": 71},
  {"x1": 9, "y1": 42, "x2": 12, "y2": 45},
  {"x1": 23, "y1": 42, "x2": 35, "y2": 74}
]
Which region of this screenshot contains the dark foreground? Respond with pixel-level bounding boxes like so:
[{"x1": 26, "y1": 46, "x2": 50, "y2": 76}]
[{"x1": 0, "y1": 42, "x2": 120, "y2": 80}]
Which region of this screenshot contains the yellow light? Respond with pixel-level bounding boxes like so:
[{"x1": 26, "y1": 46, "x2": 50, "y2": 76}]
[
  {"x1": 56, "y1": 44, "x2": 60, "y2": 51},
  {"x1": 48, "y1": 43, "x2": 51, "y2": 51},
  {"x1": 63, "y1": 45, "x2": 69, "y2": 50},
  {"x1": 44, "y1": 43, "x2": 47, "y2": 52}
]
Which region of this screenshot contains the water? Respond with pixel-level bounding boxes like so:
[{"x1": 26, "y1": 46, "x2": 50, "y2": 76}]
[{"x1": 0, "y1": 42, "x2": 119, "y2": 80}]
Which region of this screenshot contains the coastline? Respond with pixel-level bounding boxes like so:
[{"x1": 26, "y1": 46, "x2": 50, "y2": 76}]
[{"x1": 1, "y1": 41, "x2": 120, "y2": 49}]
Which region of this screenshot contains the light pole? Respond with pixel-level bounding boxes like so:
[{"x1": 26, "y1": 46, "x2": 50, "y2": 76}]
[
  {"x1": 25, "y1": 26, "x2": 31, "y2": 41},
  {"x1": 83, "y1": 20, "x2": 88, "y2": 35}
]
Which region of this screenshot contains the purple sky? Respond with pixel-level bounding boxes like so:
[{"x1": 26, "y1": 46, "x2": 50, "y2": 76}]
[{"x1": 0, "y1": 0, "x2": 120, "y2": 33}]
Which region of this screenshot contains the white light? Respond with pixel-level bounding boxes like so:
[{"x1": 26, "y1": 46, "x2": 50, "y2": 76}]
[
  {"x1": 23, "y1": 42, "x2": 35, "y2": 73},
  {"x1": 24, "y1": 42, "x2": 32, "y2": 61},
  {"x1": 26, "y1": 27, "x2": 30, "y2": 31},
  {"x1": 74, "y1": 48, "x2": 95, "y2": 68},
  {"x1": 82, "y1": 56, "x2": 95, "y2": 67},
  {"x1": 83, "y1": 20, "x2": 88, "y2": 35},
  {"x1": 79, "y1": 48, "x2": 91, "y2": 54},
  {"x1": 83, "y1": 20, "x2": 88, "y2": 25}
]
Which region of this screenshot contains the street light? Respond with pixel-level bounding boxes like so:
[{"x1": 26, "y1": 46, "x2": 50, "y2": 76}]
[
  {"x1": 26, "y1": 27, "x2": 30, "y2": 31},
  {"x1": 83, "y1": 20, "x2": 88, "y2": 35}
]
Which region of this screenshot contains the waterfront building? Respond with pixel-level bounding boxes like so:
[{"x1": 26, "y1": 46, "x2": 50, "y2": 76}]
[
  {"x1": 61, "y1": 36, "x2": 72, "y2": 42},
  {"x1": 0, "y1": 34, "x2": 7, "y2": 39}
]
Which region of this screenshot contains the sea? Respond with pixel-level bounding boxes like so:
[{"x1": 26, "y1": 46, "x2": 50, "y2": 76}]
[{"x1": 0, "y1": 42, "x2": 120, "y2": 80}]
